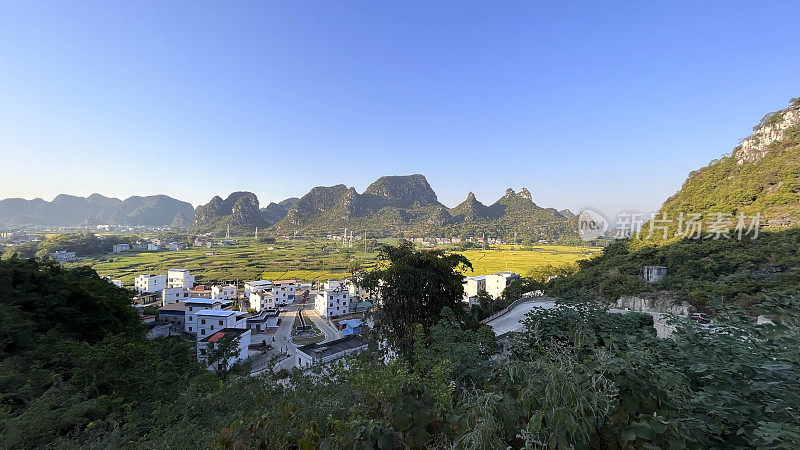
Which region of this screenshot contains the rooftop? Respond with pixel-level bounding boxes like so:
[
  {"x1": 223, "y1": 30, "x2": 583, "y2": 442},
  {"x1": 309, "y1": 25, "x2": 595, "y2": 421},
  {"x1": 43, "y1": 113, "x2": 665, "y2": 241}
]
[
  {"x1": 159, "y1": 302, "x2": 186, "y2": 312},
  {"x1": 197, "y1": 309, "x2": 236, "y2": 317},
  {"x1": 297, "y1": 335, "x2": 366, "y2": 359},
  {"x1": 185, "y1": 299, "x2": 220, "y2": 305},
  {"x1": 274, "y1": 279, "x2": 297, "y2": 284},
  {"x1": 247, "y1": 280, "x2": 273, "y2": 286},
  {"x1": 200, "y1": 327, "x2": 248, "y2": 343}
]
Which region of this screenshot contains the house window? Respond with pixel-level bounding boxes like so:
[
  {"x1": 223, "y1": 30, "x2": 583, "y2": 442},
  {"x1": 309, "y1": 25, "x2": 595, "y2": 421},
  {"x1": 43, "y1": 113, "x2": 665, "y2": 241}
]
[
  {"x1": 219, "y1": 320, "x2": 223, "y2": 325},
  {"x1": 189, "y1": 326, "x2": 193, "y2": 331},
  {"x1": 201, "y1": 329, "x2": 206, "y2": 335},
  {"x1": 201, "y1": 319, "x2": 206, "y2": 324},
  {"x1": 188, "y1": 307, "x2": 193, "y2": 312},
  {"x1": 210, "y1": 325, "x2": 214, "y2": 330}
]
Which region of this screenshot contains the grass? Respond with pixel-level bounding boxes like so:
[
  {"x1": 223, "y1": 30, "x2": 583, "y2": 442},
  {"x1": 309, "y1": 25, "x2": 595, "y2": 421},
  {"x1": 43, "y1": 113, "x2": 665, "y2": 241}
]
[{"x1": 67, "y1": 237, "x2": 600, "y2": 285}]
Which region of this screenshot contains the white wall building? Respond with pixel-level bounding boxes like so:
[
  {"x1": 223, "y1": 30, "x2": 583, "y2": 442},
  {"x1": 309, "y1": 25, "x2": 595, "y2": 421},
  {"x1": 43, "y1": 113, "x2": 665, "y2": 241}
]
[
  {"x1": 167, "y1": 268, "x2": 195, "y2": 289},
  {"x1": 197, "y1": 328, "x2": 251, "y2": 371},
  {"x1": 134, "y1": 274, "x2": 167, "y2": 293},
  {"x1": 211, "y1": 284, "x2": 238, "y2": 300},
  {"x1": 484, "y1": 271, "x2": 521, "y2": 299},
  {"x1": 315, "y1": 287, "x2": 351, "y2": 318},
  {"x1": 162, "y1": 287, "x2": 191, "y2": 305},
  {"x1": 463, "y1": 275, "x2": 487, "y2": 304},
  {"x1": 273, "y1": 280, "x2": 297, "y2": 305},
  {"x1": 112, "y1": 243, "x2": 130, "y2": 253},
  {"x1": 195, "y1": 309, "x2": 241, "y2": 339},
  {"x1": 249, "y1": 291, "x2": 275, "y2": 313},
  {"x1": 295, "y1": 335, "x2": 367, "y2": 369},
  {"x1": 244, "y1": 280, "x2": 272, "y2": 297},
  {"x1": 184, "y1": 299, "x2": 222, "y2": 334},
  {"x1": 52, "y1": 250, "x2": 77, "y2": 263}
]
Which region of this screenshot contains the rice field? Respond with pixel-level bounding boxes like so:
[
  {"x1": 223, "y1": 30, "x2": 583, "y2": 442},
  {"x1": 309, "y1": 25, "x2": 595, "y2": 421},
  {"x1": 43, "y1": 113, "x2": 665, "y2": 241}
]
[{"x1": 68, "y1": 238, "x2": 600, "y2": 286}]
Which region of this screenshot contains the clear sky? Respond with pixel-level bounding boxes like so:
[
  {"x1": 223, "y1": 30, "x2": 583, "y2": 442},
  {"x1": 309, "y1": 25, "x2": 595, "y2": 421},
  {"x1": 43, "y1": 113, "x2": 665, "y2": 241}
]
[{"x1": 1, "y1": 1, "x2": 798, "y2": 218}]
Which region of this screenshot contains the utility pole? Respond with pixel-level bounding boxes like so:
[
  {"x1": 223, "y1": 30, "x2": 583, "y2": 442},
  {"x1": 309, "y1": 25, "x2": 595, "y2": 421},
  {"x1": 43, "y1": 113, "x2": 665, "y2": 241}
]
[
  {"x1": 255, "y1": 227, "x2": 258, "y2": 239},
  {"x1": 514, "y1": 231, "x2": 517, "y2": 251},
  {"x1": 483, "y1": 231, "x2": 486, "y2": 251},
  {"x1": 226, "y1": 224, "x2": 230, "y2": 239},
  {"x1": 343, "y1": 227, "x2": 347, "y2": 248},
  {"x1": 364, "y1": 231, "x2": 367, "y2": 253}
]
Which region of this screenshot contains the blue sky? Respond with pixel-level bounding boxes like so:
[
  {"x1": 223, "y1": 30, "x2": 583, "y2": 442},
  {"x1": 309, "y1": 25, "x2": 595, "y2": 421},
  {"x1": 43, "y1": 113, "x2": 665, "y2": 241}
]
[{"x1": 1, "y1": 1, "x2": 798, "y2": 218}]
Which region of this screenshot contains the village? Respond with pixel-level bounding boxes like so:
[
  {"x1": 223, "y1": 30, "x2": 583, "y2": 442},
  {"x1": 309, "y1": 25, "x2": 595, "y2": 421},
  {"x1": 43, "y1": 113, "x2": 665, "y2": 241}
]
[{"x1": 127, "y1": 266, "x2": 526, "y2": 374}]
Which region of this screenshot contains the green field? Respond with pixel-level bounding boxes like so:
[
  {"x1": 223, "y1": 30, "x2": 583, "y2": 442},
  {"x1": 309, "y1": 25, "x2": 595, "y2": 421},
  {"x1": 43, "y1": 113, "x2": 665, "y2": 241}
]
[{"x1": 68, "y1": 238, "x2": 600, "y2": 286}]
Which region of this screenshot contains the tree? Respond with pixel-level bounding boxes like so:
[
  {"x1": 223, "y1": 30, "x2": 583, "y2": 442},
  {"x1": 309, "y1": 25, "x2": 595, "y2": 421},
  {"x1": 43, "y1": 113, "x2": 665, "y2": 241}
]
[
  {"x1": 360, "y1": 241, "x2": 472, "y2": 359},
  {"x1": 205, "y1": 333, "x2": 243, "y2": 379}
]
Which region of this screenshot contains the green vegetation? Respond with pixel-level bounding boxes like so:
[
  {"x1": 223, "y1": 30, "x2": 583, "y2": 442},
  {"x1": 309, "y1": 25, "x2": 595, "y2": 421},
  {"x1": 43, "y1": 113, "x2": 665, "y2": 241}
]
[
  {"x1": 4, "y1": 244, "x2": 800, "y2": 448},
  {"x1": 649, "y1": 101, "x2": 800, "y2": 240},
  {"x1": 550, "y1": 229, "x2": 800, "y2": 310},
  {"x1": 361, "y1": 241, "x2": 473, "y2": 358}
]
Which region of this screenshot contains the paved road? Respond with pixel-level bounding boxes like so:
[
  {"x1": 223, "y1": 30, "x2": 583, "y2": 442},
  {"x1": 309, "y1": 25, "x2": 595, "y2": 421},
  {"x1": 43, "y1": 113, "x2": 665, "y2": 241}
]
[
  {"x1": 485, "y1": 298, "x2": 684, "y2": 339},
  {"x1": 305, "y1": 309, "x2": 343, "y2": 343},
  {"x1": 484, "y1": 298, "x2": 556, "y2": 335}
]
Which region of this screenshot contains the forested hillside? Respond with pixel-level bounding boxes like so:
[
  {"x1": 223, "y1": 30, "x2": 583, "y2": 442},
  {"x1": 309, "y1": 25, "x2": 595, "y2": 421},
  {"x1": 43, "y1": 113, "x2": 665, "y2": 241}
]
[{"x1": 2, "y1": 245, "x2": 799, "y2": 448}]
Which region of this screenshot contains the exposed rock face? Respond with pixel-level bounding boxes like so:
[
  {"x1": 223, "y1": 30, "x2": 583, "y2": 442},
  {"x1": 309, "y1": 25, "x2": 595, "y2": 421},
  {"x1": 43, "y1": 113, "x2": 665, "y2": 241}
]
[
  {"x1": 193, "y1": 191, "x2": 267, "y2": 233},
  {"x1": 734, "y1": 104, "x2": 800, "y2": 165},
  {"x1": 518, "y1": 187, "x2": 532, "y2": 201},
  {"x1": 362, "y1": 174, "x2": 439, "y2": 207},
  {"x1": 260, "y1": 198, "x2": 298, "y2": 226}
]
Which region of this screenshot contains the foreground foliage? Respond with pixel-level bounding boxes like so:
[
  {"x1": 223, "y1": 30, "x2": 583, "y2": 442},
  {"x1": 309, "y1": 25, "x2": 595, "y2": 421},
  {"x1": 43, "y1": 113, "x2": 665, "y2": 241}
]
[{"x1": 2, "y1": 245, "x2": 800, "y2": 448}]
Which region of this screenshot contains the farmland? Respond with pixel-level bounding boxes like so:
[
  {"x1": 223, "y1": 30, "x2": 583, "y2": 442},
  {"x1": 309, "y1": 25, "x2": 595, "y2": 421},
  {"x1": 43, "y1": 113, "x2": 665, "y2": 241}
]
[{"x1": 67, "y1": 238, "x2": 601, "y2": 286}]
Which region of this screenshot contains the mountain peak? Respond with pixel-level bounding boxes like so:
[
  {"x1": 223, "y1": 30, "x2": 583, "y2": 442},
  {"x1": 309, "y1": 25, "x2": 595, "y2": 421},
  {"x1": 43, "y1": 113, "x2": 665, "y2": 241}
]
[
  {"x1": 518, "y1": 187, "x2": 532, "y2": 201},
  {"x1": 363, "y1": 174, "x2": 438, "y2": 207}
]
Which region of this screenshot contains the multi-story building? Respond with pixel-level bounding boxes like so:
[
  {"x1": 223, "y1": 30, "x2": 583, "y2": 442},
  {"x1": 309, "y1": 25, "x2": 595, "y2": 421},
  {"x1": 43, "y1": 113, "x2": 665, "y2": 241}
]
[
  {"x1": 162, "y1": 287, "x2": 190, "y2": 305},
  {"x1": 249, "y1": 291, "x2": 275, "y2": 313},
  {"x1": 158, "y1": 301, "x2": 186, "y2": 329},
  {"x1": 273, "y1": 280, "x2": 296, "y2": 305},
  {"x1": 197, "y1": 328, "x2": 251, "y2": 371},
  {"x1": 112, "y1": 243, "x2": 130, "y2": 253},
  {"x1": 295, "y1": 335, "x2": 366, "y2": 369},
  {"x1": 184, "y1": 299, "x2": 222, "y2": 334},
  {"x1": 211, "y1": 284, "x2": 238, "y2": 300},
  {"x1": 134, "y1": 274, "x2": 167, "y2": 293},
  {"x1": 315, "y1": 287, "x2": 351, "y2": 318},
  {"x1": 195, "y1": 309, "x2": 243, "y2": 339},
  {"x1": 167, "y1": 268, "x2": 195, "y2": 289},
  {"x1": 462, "y1": 275, "x2": 487, "y2": 305},
  {"x1": 244, "y1": 280, "x2": 272, "y2": 297},
  {"x1": 52, "y1": 250, "x2": 77, "y2": 263},
  {"x1": 484, "y1": 271, "x2": 520, "y2": 299}
]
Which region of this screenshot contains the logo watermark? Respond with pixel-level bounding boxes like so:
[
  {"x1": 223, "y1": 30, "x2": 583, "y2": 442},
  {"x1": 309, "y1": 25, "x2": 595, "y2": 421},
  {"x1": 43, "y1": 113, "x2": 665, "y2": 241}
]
[{"x1": 577, "y1": 210, "x2": 761, "y2": 241}]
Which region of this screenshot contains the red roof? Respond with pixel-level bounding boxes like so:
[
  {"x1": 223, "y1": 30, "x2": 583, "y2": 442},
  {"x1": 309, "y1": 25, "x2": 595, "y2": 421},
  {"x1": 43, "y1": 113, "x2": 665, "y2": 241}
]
[{"x1": 207, "y1": 331, "x2": 226, "y2": 342}]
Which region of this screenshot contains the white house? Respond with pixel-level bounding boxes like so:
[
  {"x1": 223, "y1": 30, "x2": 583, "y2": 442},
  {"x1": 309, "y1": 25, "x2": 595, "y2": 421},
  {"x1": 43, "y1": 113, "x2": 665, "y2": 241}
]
[
  {"x1": 167, "y1": 268, "x2": 195, "y2": 289},
  {"x1": 249, "y1": 291, "x2": 275, "y2": 313},
  {"x1": 462, "y1": 275, "x2": 487, "y2": 304},
  {"x1": 52, "y1": 250, "x2": 77, "y2": 263},
  {"x1": 484, "y1": 271, "x2": 521, "y2": 299},
  {"x1": 195, "y1": 309, "x2": 244, "y2": 339},
  {"x1": 112, "y1": 243, "x2": 130, "y2": 253},
  {"x1": 211, "y1": 284, "x2": 237, "y2": 300},
  {"x1": 184, "y1": 299, "x2": 222, "y2": 334},
  {"x1": 273, "y1": 280, "x2": 297, "y2": 305},
  {"x1": 162, "y1": 287, "x2": 191, "y2": 305},
  {"x1": 197, "y1": 328, "x2": 251, "y2": 371},
  {"x1": 315, "y1": 287, "x2": 351, "y2": 318},
  {"x1": 134, "y1": 274, "x2": 167, "y2": 293},
  {"x1": 295, "y1": 335, "x2": 367, "y2": 369},
  {"x1": 244, "y1": 280, "x2": 272, "y2": 297}
]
